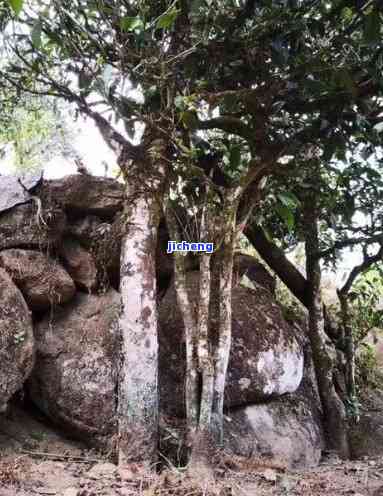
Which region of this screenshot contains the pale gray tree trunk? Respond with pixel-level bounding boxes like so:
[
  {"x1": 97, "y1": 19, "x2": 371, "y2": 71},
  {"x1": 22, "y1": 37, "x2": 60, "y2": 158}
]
[
  {"x1": 165, "y1": 208, "x2": 199, "y2": 441},
  {"x1": 212, "y1": 195, "x2": 237, "y2": 444},
  {"x1": 117, "y1": 138, "x2": 167, "y2": 467}
]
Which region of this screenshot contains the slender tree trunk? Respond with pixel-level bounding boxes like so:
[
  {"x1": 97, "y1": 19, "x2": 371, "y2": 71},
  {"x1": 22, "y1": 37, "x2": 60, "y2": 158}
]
[
  {"x1": 165, "y1": 208, "x2": 199, "y2": 443},
  {"x1": 338, "y1": 291, "x2": 358, "y2": 421},
  {"x1": 117, "y1": 137, "x2": 167, "y2": 467},
  {"x1": 189, "y1": 252, "x2": 216, "y2": 478},
  {"x1": 304, "y1": 210, "x2": 350, "y2": 459},
  {"x1": 212, "y1": 199, "x2": 237, "y2": 444},
  {"x1": 197, "y1": 253, "x2": 214, "y2": 430}
]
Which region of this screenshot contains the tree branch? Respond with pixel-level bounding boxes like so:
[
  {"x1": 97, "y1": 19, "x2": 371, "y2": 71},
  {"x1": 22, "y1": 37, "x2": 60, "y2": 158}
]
[
  {"x1": 339, "y1": 244, "x2": 383, "y2": 296},
  {"x1": 197, "y1": 116, "x2": 254, "y2": 142}
]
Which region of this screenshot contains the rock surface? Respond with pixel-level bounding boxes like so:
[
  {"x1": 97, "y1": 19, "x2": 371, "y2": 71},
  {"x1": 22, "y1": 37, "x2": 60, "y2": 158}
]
[
  {"x1": 0, "y1": 249, "x2": 76, "y2": 311},
  {"x1": 28, "y1": 290, "x2": 120, "y2": 447},
  {"x1": 223, "y1": 394, "x2": 324, "y2": 468},
  {"x1": 234, "y1": 253, "x2": 276, "y2": 294},
  {"x1": 60, "y1": 238, "x2": 98, "y2": 292},
  {"x1": 0, "y1": 268, "x2": 34, "y2": 412},
  {"x1": 0, "y1": 172, "x2": 42, "y2": 213},
  {"x1": 349, "y1": 388, "x2": 383, "y2": 458},
  {"x1": 39, "y1": 175, "x2": 124, "y2": 218},
  {"x1": 0, "y1": 202, "x2": 66, "y2": 250},
  {"x1": 159, "y1": 271, "x2": 303, "y2": 416}
]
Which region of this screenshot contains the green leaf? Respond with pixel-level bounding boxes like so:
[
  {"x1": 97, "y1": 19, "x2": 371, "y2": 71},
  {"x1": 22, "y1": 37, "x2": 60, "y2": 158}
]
[
  {"x1": 229, "y1": 146, "x2": 241, "y2": 169},
  {"x1": 156, "y1": 6, "x2": 180, "y2": 30},
  {"x1": 277, "y1": 192, "x2": 300, "y2": 210},
  {"x1": 174, "y1": 95, "x2": 185, "y2": 109},
  {"x1": 341, "y1": 7, "x2": 354, "y2": 22},
  {"x1": 364, "y1": 9, "x2": 380, "y2": 44},
  {"x1": 120, "y1": 16, "x2": 144, "y2": 32},
  {"x1": 276, "y1": 203, "x2": 295, "y2": 232},
  {"x1": 9, "y1": 0, "x2": 23, "y2": 16},
  {"x1": 31, "y1": 20, "x2": 42, "y2": 49}
]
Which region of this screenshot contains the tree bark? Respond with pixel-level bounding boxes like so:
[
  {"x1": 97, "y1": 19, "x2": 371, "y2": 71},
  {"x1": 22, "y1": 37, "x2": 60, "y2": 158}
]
[
  {"x1": 304, "y1": 210, "x2": 350, "y2": 459},
  {"x1": 165, "y1": 208, "x2": 199, "y2": 443},
  {"x1": 197, "y1": 253, "x2": 214, "y2": 430},
  {"x1": 212, "y1": 198, "x2": 237, "y2": 444},
  {"x1": 117, "y1": 137, "x2": 167, "y2": 467},
  {"x1": 245, "y1": 221, "x2": 341, "y2": 341},
  {"x1": 245, "y1": 223, "x2": 310, "y2": 307},
  {"x1": 338, "y1": 291, "x2": 358, "y2": 421}
]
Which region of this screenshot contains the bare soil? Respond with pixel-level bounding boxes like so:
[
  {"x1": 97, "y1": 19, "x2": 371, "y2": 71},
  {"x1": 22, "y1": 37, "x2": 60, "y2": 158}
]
[{"x1": 1, "y1": 404, "x2": 383, "y2": 496}]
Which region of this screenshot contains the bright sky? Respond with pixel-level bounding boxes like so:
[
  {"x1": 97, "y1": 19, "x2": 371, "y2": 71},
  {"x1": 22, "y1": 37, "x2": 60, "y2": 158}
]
[{"x1": 0, "y1": 116, "x2": 118, "y2": 179}]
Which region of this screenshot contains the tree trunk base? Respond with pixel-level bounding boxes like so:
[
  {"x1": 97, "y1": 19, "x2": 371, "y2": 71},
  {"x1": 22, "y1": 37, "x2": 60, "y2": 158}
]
[{"x1": 187, "y1": 430, "x2": 216, "y2": 485}]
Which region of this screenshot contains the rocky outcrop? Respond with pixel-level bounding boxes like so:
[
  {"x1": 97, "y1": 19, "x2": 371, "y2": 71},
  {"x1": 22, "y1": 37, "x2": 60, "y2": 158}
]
[
  {"x1": 0, "y1": 172, "x2": 42, "y2": 213},
  {"x1": 349, "y1": 389, "x2": 383, "y2": 458},
  {"x1": 39, "y1": 175, "x2": 124, "y2": 218},
  {"x1": 234, "y1": 253, "x2": 276, "y2": 295},
  {"x1": 223, "y1": 395, "x2": 324, "y2": 468},
  {"x1": 60, "y1": 238, "x2": 98, "y2": 292},
  {"x1": 26, "y1": 268, "x2": 305, "y2": 451},
  {"x1": 67, "y1": 214, "x2": 122, "y2": 290},
  {"x1": 0, "y1": 268, "x2": 34, "y2": 412},
  {"x1": 0, "y1": 202, "x2": 67, "y2": 251},
  {"x1": 159, "y1": 271, "x2": 303, "y2": 416},
  {"x1": 28, "y1": 290, "x2": 120, "y2": 447},
  {"x1": 0, "y1": 249, "x2": 76, "y2": 311},
  {"x1": 0, "y1": 173, "x2": 324, "y2": 467}
]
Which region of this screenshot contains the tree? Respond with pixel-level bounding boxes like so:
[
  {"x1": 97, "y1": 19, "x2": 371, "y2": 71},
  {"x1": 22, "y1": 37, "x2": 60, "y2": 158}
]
[
  {"x1": 2, "y1": 0, "x2": 383, "y2": 467},
  {"x1": 245, "y1": 137, "x2": 383, "y2": 454}
]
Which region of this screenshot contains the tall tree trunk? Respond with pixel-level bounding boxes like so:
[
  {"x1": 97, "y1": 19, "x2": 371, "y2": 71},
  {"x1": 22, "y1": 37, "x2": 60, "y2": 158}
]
[
  {"x1": 304, "y1": 209, "x2": 350, "y2": 459},
  {"x1": 197, "y1": 253, "x2": 214, "y2": 430},
  {"x1": 117, "y1": 138, "x2": 167, "y2": 467},
  {"x1": 338, "y1": 291, "x2": 358, "y2": 421},
  {"x1": 212, "y1": 198, "x2": 237, "y2": 445},
  {"x1": 165, "y1": 208, "x2": 199, "y2": 444}
]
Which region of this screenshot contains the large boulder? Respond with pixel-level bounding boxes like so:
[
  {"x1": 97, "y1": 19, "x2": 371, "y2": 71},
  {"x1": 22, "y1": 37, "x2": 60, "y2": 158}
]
[
  {"x1": 0, "y1": 202, "x2": 66, "y2": 250},
  {"x1": 223, "y1": 394, "x2": 324, "y2": 468},
  {"x1": 0, "y1": 268, "x2": 34, "y2": 412},
  {"x1": 159, "y1": 271, "x2": 304, "y2": 416},
  {"x1": 0, "y1": 249, "x2": 76, "y2": 311},
  {"x1": 39, "y1": 175, "x2": 124, "y2": 219},
  {"x1": 349, "y1": 388, "x2": 383, "y2": 458},
  {"x1": 66, "y1": 215, "x2": 108, "y2": 248},
  {"x1": 0, "y1": 173, "x2": 43, "y2": 213},
  {"x1": 28, "y1": 290, "x2": 120, "y2": 447},
  {"x1": 66, "y1": 214, "x2": 121, "y2": 290},
  {"x1": 234, "y1": 253, "x2": 276, "y2": 295},
  {"x1": 60, "y1": 238, "x2": 98, "y2": 293}
]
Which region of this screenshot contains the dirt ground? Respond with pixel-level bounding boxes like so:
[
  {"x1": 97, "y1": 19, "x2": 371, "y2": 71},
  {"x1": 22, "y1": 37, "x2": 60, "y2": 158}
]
[{"x1": 1, "y1": 404, "x2": 383, "y2": 496}]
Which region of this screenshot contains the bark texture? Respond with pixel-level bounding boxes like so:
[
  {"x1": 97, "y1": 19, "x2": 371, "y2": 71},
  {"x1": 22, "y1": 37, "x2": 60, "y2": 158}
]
[
  {"x1": 304, "y1": 210, "x2": 350, "y2": 459},
  {"x1": 338, "y1": 292, "x2": 358, "y2": 420},
  {"x1": 117, "y1": 138, "x2": 167, "y2": 466}
]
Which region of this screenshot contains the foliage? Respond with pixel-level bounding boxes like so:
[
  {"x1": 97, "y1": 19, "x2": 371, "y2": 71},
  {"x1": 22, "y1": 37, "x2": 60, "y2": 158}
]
[
  {"x1": 349, "y1": 268, "x2": 383, "y2": 344},
  {"x1": 0, "y1": 95, "x2": 78, "y2": 172},
  {"x1": 356, "y1": 342, "x2": 383, "y2": 390}
]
